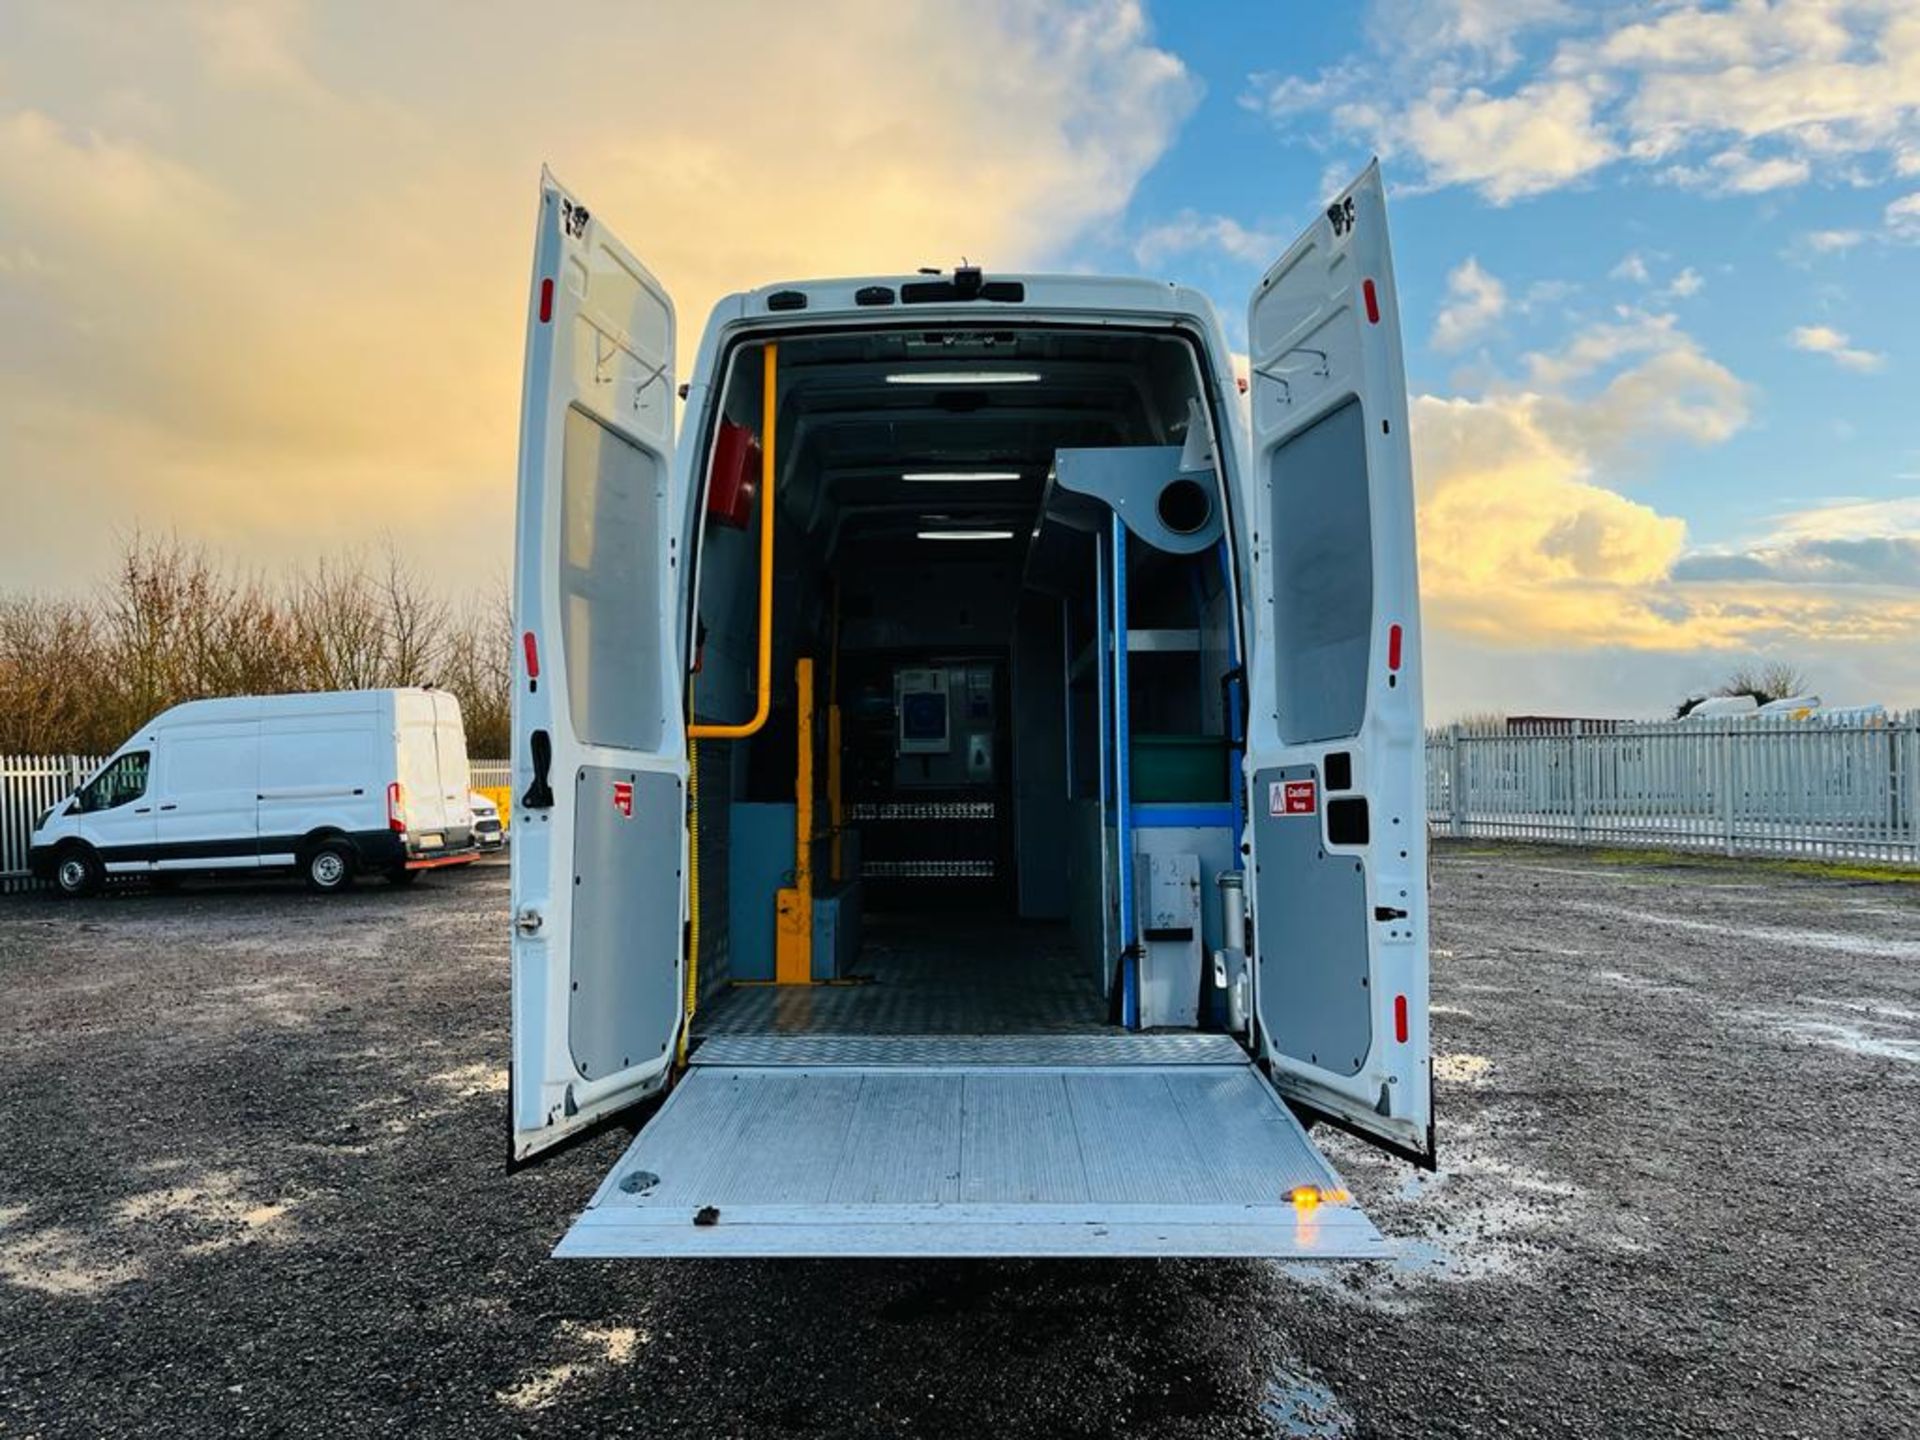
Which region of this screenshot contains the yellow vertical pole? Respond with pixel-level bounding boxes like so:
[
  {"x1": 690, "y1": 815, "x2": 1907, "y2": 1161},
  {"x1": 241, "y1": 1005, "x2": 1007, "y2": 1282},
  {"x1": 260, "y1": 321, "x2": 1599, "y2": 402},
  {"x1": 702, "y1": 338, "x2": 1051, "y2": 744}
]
[{"x1": 774, "y1": 657, "x2": 815, "y2": 984}]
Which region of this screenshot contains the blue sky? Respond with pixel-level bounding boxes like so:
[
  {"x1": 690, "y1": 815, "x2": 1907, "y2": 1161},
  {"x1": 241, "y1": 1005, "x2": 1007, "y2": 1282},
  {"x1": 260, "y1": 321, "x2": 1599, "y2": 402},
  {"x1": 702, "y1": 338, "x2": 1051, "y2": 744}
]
[
  {"x1": 1, "y1": 0, "x2": 1915, "y2": 718},
  {"x1": 1063, "y1": 0, "x2": 1920, "y2": 716},
  {"x1": 1093, "y1": 0, "x2": 1915, "y2": 552}
]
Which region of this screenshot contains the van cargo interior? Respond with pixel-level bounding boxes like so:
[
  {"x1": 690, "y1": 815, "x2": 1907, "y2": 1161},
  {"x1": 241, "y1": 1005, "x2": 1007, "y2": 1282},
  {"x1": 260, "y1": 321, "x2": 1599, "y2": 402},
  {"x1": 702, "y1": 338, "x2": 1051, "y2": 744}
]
[{"x1": 687, "y1": 325, "x2": 1245, "y2": 1043}]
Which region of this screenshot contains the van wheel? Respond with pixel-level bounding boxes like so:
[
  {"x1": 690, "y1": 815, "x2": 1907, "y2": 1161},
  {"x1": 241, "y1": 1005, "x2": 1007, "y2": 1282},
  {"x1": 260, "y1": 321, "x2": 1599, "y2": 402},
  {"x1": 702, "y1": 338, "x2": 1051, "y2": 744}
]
[
  {"x1": 53, "y1": 845, "x2": 103, "y2": 898},
  {"x1": 304, "y1": 842, "x2": 355, "y2": 894},
  {"x1": 385, "y1": 867, "x2": 419, "y2": 888}
]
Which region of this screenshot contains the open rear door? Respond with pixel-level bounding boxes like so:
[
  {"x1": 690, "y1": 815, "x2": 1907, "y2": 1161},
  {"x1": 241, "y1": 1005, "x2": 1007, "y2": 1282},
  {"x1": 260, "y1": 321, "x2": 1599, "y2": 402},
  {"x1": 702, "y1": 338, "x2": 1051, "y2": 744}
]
[
  {"x1": 1243, "y1": 162, "x2": 1432, "y2": 1165},
  {"x1": 510, "y1": 172, "x2": 686, "y2": 1164}
]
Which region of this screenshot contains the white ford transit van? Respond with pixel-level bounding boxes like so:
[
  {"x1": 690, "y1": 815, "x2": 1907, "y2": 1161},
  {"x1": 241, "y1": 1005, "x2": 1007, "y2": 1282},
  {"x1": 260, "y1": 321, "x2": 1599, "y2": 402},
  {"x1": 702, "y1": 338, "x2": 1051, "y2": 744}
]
[
  {"x1": 31, "y1": 688, "x2": 479, "y2": 895},
  {"x1": 510, "y1": 163, "x2": 1428, "y2": 1259}
]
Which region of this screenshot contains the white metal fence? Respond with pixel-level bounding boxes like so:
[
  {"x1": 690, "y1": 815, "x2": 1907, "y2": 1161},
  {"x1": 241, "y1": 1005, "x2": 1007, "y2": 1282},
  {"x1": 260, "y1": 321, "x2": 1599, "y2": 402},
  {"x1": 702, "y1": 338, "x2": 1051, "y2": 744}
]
[
  {"x1": 1, "y1": 755, "x2": 512, "y2": 894},
  {"x1": 1427, "y1": 713, "x2": 1920, "y2": 865}
]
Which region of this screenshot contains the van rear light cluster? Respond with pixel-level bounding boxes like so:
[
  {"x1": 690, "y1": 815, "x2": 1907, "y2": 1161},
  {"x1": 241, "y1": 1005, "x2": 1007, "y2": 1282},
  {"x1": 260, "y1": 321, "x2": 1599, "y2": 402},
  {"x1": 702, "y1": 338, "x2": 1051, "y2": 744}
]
[{"x1": 388, "y1": 782, "x2": 408, "y2": 833}]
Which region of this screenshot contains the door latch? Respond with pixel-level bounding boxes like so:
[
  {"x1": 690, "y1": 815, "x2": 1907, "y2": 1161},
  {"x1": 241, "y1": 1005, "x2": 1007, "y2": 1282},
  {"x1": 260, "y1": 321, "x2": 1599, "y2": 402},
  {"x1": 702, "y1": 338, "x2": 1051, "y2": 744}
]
[
  {"x1": 522, "y1": 728, "x2": 555, "y2": 809},
  {"x1": 515, "y1": 906, "x2": 544, "y2": 935}
]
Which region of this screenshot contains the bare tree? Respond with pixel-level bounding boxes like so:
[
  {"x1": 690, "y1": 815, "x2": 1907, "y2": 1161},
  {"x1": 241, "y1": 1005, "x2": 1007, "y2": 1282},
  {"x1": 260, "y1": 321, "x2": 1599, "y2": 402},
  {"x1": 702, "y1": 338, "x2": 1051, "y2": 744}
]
[
  {"x1": 378, "y1": 542, "x2": 449, "y2": 685},
  {"x1": 1717, "y1": 661, "x2": 1812, "y2": 705},
  {"x1": 0, "y1": 534, "x2": 509, "y2": 755},
  {"x1": 291, "y1": 553, "x2": 391, "y2": 692},
  {"x1": 1678, "y1": 660, "x2": 1814, "y2": 717},
  {"x1": 440, "y1": 583, "x2": 513, "y2": 756}
]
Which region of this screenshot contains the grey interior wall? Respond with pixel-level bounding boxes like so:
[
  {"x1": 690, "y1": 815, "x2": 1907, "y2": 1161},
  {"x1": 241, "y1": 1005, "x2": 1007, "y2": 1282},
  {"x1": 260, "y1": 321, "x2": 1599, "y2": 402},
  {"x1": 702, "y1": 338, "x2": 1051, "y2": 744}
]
[
  {"x1": 838, "y1": 561, "x2": 1021, "y2": 652},
  {"x1": 692, "y1": 734, "x2": 733, "y2": 1001},
  {"x1": 1012, "y1": 598, "x2": 1070, "y2": 919}
]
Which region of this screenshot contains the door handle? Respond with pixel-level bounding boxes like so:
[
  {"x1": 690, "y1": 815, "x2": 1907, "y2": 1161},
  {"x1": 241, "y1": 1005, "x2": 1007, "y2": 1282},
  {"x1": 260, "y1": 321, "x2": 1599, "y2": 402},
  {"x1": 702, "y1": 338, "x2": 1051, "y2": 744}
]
[
  {"x1": 159, "y1": 804, "x2": 178, "y2": 812},
  {"x1": 523, "y1": 729, "x2": 555, "y2": 809},
  {"x1": 135, "y1": 807, "x2": 152, "y2": 814}
]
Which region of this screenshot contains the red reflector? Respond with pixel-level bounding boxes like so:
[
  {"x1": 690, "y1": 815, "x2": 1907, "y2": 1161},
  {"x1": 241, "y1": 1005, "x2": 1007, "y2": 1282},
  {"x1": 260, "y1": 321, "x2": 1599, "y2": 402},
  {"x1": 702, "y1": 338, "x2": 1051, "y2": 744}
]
[
  {"x1": 1388, "y1": 622, "x2": 1403, "y2": 671},
  {"x1": 538, "y1": 278, "x2": 554, "y2": 324},
  {"x1": 1363, "y1": 278, "x2": 1380, "y2": 325},
  {"x1": 522, "y1": 630, "x2": 540, "y2": 679},
  {"x1": 1394, "y1": 994, "x2": 1409, "y2": 1043}
]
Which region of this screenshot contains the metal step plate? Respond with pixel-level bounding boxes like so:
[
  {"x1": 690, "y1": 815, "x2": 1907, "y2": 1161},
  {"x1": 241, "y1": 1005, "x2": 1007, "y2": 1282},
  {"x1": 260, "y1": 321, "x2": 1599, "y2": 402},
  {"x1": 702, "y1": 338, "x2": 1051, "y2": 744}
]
[
  {"x1": 689, "y1": 1032, "x2": 1253, "y2": 1068},
  {"x1": 557, "y1": 1052, "x2": 1384, "y2": 1259}
]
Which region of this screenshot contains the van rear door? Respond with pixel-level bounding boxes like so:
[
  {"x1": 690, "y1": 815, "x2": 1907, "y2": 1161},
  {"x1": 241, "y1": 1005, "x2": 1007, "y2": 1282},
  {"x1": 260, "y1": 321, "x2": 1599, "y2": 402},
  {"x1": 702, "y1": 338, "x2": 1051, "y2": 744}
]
[
  {"x1": 1243, "y1": 162, "x2": 1432, "y2": 1164},
  {"x1": 509, "y1": 172, "x2": 686, "y2": 1163},
  {"x1": 395, "y1": 692, "x2": 452, "y2": 837},
  {"x1": 428, "y1": 691, "x2": 474, "y2": 838}
]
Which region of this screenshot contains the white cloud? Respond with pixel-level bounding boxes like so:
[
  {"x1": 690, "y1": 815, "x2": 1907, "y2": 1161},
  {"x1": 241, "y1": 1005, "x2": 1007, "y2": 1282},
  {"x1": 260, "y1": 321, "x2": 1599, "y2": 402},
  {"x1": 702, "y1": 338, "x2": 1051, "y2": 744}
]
[
  {"x1": 1133, "y1": 210, "x2": 1278, "y2": 267},
  {"x1": 1661, "y1": 266, "x2": 1704, "y2": 298},
  {"x1": 1775, "y1": 495, "x2": 1920, "y2": 541},
  {"x1": 1350, "y1": 77, "x2": 1618, "y2": 203},
  {"x1": 0, "y1": 0, "x2": 1198, "y2": 592},
  {"x1": 1242, "y1": 64, "x2": 1365, "y2": 120},
  {"x1": 1698, "y1": 148, "x2": 1813, "y2": 194},
  {"x1": 1609, "y1": 251, "x2": 1651, "y2": 283},
  {"x1": 1675, "y1": 497, "x2": 1920, "y2": 588},
  {"x1": 1798, "y1": 228, "x2": 1867, "y2": 254},
  {"x1": 1789, "y1": 324, "x2": 1887, "y2": 372},
  {"x1": 1369, "y1": 0, "x2": 1576, "y2": 80},
  {"x1": 1431, "y1": 256, "x2": 1509, "y2": 350},
  {"x1": 1253, "y1": 0, "x2": 1920, "y2": 203},
  {"x1": 1412, "y1": 311, "x2": 1765, "y2": 649},
  {"x1": 1888, "y1": 191, "x2": 1920, "y2": 240}
]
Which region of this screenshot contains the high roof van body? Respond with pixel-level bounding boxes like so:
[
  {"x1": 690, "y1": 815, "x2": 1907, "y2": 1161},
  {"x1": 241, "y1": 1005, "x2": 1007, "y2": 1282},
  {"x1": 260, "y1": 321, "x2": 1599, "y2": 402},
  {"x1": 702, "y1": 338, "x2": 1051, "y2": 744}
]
[
  {"x1": 510, "y1": 163, "x2": 1429, "y2": 1258},
  {"x1": 31, "y1": 688, "x2": 478, "y2": 895}
]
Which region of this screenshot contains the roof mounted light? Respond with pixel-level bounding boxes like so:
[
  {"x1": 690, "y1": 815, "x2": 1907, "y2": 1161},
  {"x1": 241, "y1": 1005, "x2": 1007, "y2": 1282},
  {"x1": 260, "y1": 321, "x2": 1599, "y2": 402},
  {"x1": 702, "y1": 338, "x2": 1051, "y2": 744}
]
[
  {"x1": 917, "y1": 529, "x2": 1015, "y2": 541},
  {"x1": 886, "y1": 371, "x2": 1041, "y2": 385},
  {"x1": 902, "y1": 470, "x2": 1021, "y2": 482}
]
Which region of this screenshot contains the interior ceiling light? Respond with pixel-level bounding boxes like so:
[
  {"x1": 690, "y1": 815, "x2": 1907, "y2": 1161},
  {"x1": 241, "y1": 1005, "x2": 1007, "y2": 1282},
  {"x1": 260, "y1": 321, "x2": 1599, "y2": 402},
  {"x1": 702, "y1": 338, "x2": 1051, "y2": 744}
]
[
  {"x1": 917, "y1": 529, "x2": 1015, "y2": 541},
  {"x1": 902, "y1": 470, "x2": 1021, "y2": 482},
  {"x1": 885, "y1": 371, "x2": 1041, "y2": 385}
]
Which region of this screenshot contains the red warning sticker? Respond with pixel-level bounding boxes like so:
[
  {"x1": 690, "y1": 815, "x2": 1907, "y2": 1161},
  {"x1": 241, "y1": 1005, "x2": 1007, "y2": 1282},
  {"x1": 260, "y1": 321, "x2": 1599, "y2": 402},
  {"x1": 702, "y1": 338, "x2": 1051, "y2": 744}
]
[
  {"x1": 612, "y1": 781, "x2": 634, "y2": 818},
  {"x1": 1270, "y1": 778, "x2": 1317, "y2": 817}
]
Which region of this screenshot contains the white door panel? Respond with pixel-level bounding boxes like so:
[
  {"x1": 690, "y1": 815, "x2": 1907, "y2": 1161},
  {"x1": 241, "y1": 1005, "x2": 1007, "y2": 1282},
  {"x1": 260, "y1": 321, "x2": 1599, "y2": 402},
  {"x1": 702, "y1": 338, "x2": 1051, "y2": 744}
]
[
  {"x1": 1244, "y1": 162, "x2": 1431, "y2": 1163},
  {"x1": 154, "y1": 724, "x2": 262, "y2": 870},
  {"x1": 511, "y1": 171, "x2": 686, "y2": 1163},
  {"x1": 73, "y1": 750, "x2": 157, "y2": 872}
]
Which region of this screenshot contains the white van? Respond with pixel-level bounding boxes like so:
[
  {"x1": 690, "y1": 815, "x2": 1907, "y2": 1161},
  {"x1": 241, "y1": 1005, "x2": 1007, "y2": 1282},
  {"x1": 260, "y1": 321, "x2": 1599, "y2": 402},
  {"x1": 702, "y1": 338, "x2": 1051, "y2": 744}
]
[
  {"x1": 509, "y1": 163, "x2": 1428, "y2": 1259},
  {"x1": 31, "y1": 688, "x2": 479, "y2": 896}
]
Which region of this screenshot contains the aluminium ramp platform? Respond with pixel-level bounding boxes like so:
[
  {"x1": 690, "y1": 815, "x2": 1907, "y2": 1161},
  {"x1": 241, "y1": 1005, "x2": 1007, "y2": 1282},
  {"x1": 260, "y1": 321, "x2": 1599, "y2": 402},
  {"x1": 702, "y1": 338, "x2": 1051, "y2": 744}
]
[{"x1": 555, "y1": 1034, "x2": 1386, "y2": 1259}]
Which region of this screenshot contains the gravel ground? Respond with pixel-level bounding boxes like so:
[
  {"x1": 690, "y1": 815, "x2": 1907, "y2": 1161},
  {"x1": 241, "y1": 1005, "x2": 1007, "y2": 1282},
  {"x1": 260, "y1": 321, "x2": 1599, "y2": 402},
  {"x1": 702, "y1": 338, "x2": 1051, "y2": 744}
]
[{"x1": 1, "y1": 847, "x2": 1917, "y2": 1438}]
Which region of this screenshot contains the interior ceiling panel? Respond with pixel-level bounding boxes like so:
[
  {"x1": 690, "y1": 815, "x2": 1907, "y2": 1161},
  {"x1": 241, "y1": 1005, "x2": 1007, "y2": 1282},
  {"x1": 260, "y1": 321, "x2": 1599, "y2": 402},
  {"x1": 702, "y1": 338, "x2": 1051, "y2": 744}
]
[{"x1": 771, "y1": 327, "x2": 1181, "y2": 560}]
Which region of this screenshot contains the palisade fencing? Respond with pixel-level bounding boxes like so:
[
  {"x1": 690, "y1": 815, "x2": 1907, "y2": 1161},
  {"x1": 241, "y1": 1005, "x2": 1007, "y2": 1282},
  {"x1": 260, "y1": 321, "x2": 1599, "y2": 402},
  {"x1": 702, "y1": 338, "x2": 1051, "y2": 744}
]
[
  {"x1": 1426, "y1": 713, "x2": 1920, "y2": 865},
  {"x1": 468, "y1": 761, "x2": 511, "y2": 792},
  {"x1": 1, "y1": 755, "x2": 513, "y2": 894}
]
